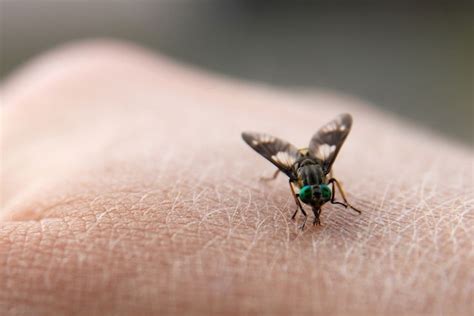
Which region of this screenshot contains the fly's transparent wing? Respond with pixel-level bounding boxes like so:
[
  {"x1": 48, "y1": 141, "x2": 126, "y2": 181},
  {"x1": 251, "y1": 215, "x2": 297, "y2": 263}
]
[
  {"x1": 242, "y1": 132, "x2": 300, "y2": 179},
  {"x1": 308, "y1": 113, "x2": 353, "y2": 174}
]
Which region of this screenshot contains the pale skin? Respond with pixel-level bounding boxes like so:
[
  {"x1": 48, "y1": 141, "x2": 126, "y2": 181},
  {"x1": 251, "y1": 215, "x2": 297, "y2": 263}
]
[{"x1": 1, "y1": 40, "x2": 472, "y2": 316}]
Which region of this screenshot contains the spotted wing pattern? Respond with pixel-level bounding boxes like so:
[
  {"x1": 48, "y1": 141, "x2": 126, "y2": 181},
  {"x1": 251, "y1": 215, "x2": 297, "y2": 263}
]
[
  {"x1": 308, "y1": 113, "x2": 353, "y2": 174},
  {"x1": 242, "y1": 132, "x2": 300, "y2": 179}
]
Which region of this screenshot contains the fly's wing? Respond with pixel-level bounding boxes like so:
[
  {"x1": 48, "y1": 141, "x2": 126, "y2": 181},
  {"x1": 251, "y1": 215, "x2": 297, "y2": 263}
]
[
  {"x1": 308, "y1": 113, "x2": 353, "y2": 174},
  {"x1": 242, "y1": 132, "x2": 300, "y2": 179}
]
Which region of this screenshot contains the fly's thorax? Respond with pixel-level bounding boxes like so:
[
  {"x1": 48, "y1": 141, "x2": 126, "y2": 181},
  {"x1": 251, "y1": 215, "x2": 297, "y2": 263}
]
[{"x1": 296, "y1": 160, "x2": 325, "y2": 187}]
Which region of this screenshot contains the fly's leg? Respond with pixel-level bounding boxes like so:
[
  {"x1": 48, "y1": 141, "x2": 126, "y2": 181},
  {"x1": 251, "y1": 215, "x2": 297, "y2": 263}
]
[
  {"x1": 312, "y1": 207, "x2": 322, "y2": 226},
  {"x1": 328, "y1": 178, "x2": 362, "y2": 214},
  {"x1": 288, "y1": 181, "x2": 299, "y2": 219},
  {"x1": 328, "y1": 183, "x2": 348, "y2": 209},
  {"x1": 289, "y1": 181, "x2": 304, "y2": 219},
  {"x1": 260, "y1": 169, "x2": 280, "y2": 181},
  {"x1": 328, "y1": 169, "x2": 334, "y2": 180},
  {"x1": 291, "y1": 208, "x2": 298, "y2": 220},
  {"x1": 289, "y1": 181, "x2": 308, "y2": 229}
]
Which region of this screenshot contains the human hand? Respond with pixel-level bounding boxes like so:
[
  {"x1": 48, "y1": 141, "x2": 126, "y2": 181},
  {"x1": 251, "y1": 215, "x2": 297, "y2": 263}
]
[{"x1": 1, "y1": 40, "x2": 472, "y2": 315}]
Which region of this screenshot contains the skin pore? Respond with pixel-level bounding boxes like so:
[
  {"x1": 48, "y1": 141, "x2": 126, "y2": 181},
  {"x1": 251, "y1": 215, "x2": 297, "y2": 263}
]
[{"x1": 1, "y1": 40, "x2": 472, "y2": 316}]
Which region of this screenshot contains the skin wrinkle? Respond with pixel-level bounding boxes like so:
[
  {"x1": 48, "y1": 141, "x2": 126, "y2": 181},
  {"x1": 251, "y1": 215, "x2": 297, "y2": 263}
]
[{"x1": 0, "y1": 40, "x2": 473, "y2": 315}]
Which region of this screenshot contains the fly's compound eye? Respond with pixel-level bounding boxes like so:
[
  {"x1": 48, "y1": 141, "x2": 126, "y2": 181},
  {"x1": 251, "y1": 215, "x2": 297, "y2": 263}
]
[
  {"x1": 319, "y1": 184, "x2": 331, "y2": 201},
  {"x1": 299, "y1": 185, "x2": 312, "y2": 203}
]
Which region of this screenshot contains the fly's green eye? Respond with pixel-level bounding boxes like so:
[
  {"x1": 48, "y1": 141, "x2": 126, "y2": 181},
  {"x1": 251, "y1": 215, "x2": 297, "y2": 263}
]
[
  {"x1": 320, "y1": 184, "x2": 331, "y2": 201},
  {"x1": 299, "y1": 185, "x2": 312, "y2": 203}
]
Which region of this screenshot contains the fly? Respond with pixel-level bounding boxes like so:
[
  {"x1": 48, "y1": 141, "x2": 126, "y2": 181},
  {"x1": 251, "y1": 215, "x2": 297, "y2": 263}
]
[{"x1": 242, "y1": 113, "x2": 362, "y2": 229}]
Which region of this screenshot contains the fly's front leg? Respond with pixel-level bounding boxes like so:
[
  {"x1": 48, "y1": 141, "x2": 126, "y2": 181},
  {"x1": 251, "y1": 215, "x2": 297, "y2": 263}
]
[
  {"x1": 312, "y1": 207, "x2": 321, "y2": 226},
  {"x1": 289, "y1": 180, "x2": 303, "y2": 219},
  {"x1": 289, "y1": 181, "x2": 307, "y2": 228},
  {"x1": 329, "y1": 180, "x2": 348, "y2": 209},
  {"x1": 328, "y1": 178, "x2": 362, "y2": 214},
  {"x1": 260, "y1": 169, "x2": 280, "y2": 181},
  {"x1": 288, "y1": 180, "x2": 301, "y2": 219}
]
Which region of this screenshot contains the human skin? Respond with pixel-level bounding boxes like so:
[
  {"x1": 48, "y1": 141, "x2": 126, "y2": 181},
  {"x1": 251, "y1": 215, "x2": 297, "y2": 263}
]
[{"x1": 0, "y1": 40, "x2": 472, "y2": 316}]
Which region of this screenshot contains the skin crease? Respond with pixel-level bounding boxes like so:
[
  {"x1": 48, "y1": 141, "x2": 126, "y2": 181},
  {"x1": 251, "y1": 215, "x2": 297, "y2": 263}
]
[{"x1": 0, "y1": 40, "x2": 473, "y2": 316}]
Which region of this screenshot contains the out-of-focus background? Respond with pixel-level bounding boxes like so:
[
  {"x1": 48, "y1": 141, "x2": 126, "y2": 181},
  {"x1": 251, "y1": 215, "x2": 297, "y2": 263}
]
[{"x1": 1, "y1": 1, "x2": 472, "y2": 145}]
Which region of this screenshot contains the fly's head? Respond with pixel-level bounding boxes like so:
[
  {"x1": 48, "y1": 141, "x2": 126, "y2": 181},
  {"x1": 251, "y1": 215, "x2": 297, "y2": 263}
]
[{"x1": 298, "y1": 184, "x2": 332, "y2": 206}]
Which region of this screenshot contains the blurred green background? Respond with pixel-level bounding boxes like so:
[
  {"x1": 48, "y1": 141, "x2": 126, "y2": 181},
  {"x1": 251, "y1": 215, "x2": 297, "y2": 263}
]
[{"x1": 1, "y1": 1, "x2": 472, "y2": 145}]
